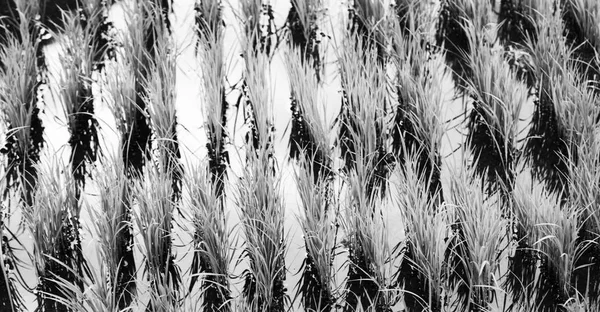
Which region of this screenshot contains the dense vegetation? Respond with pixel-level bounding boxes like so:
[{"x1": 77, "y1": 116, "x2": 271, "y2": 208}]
[{"x1": 1, "y1": 0, "x2": 600, "y2": 311}]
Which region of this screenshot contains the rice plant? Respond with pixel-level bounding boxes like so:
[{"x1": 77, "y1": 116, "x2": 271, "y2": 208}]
[
  {"x1": 56, "y1": 9, "x2": 101, "y2": 194},
  {"x1": 236, "y1": 151, "x2": 287, "y2": 312},
  {"x1": 238, "y1": 0, "x2": 277, "y2": 57},
  {"x1": 348, "y1": 0, "x2": 387, "y2": 63},
  {"x1": 92, "y1": 154, "x2": 136, "y2": 310},
  {"x1": 497, "y1": 0, "x2": 540, "y2": 46},
  {"x1": 26, "y1": 162, "x2": 87, "y2": 312},
  {"x1": 445, "y1": 165, "x2": 506, "y2": 312},
  {"x1": 0, "y1": 0, "x2": 45, "y2": 206},
  {"x1": 286, "y1": 45, "x2": 336, "y2": 311},
  {"x1": 186, "y1": 163, "x2": 232, "y2": 312},
  {"x1": 286, "y1": 0, "x2": 324, "y2": 76},
  {"x1": 390, "y1": 17, "x2": 445, "y2": 199},
  {"x1": 393, "y1": 154, "x2": 445, "y2": 312},
  {"x1": 337, "y1": 32, "x2": 392, "y2": 197},
  {"x1": 134, "y1": 163, "x2": 182, "y2": 312},
  {"x1": 461, "y1": 23, "x2": 527, "y2": 196},
  {"x1": 195, "y1": 0, "x2": 223, "y2": 50},
  {"x1": 510, "y1": 179, "x2": 581, "y2": 311},
  {"x1": 342, "y1": 162, "x2": 397, "y2": 311},
  {"x1": 196, "y1": 1, "x2": 229, "y2": 198},
  {"x1": 436, "y1": 0, "x2": 492, "y2": 89},
  {"x1": 143, "y1": 18, "x2": 183, "y2": 201},
  {"x1": 118, "y1": 0, "x2": 155, "y2": 175},
  {"x1": 284, "y1": 46, "x2": 331, "y2": 176},
  {"x1": 561, "y1": 0, "x2": 600, "y2": 83}
]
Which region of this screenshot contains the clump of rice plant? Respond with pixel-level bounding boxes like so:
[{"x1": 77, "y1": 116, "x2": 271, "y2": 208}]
[
  {"x1": 390, "y1": 17, "x2": 445, "y2": 199},
  {"x1": 497, "y1": 0, "x2": 540, "y2": 46},
  {"x1": 196, "y1": 3, "x2": 229, "y2": 198},
  {"x1": 186, "y1": 163, "x2": 232, "y2": 312},
  {"x1": 92, "y1": 155, "x2": 136, "y2": 310},
  {"x1": 294, "y1": 156, "x2": 337, "y2": 312},
  {"x1": 392, "y1": 153, "x2": 445, "y2": 312},
  {"x1": 143, "y1": 19, "x2": 183, "y2": 201},
  {"x1": 342, "y1": 162, "x2": 397, "y2": 311},
  {"x1": 239, "y1": 0, "x2": 278, "y2": 56},
  {"x1": 510, "y1": 179, "x2": 581, "y2": 311},
  {"x1": 284, "y1": 46, "x2": 331, "y2": 176},
  {"x1": 523, "y1": 6, "x2": 575, "y2": 195},
  {"x1": 348, "y1": 0, "x2": 387, "y2": 63},
  {"x1": 57, "y1": 10, "x2": 101, "y2": 194},
  {"x1": 0, "y1": 1, "x2": 45, "y2": 206},
  {"x1": 436, "y1": 0, "x2": 492, "y2": 89},
  {"x1": 236, "y1": 151, "x2": 287, "y2": 311},
  {"x1": 134, "y1": 163, "x2": 182, "y2": 311},
  {"x1": 461, "y1": 23, "x2": 527, "y2": 195},
  {"x1": 561, "y1": 0, "x2": 600, "y2": 82},
  {"x1": 337, "y1": 32, "x2": 392, "y2": 197},
  {"x1": 118, "y1": 0, "x2": 155, "y2": 175},
  {"x1": 25, "y1": 162, "x2": 87, "y2": 312},
  {"x1": 194, "y1": 0, "x2": 223, "y2": 50},
  {"x1": 286, "y1": 0, "x2": 324, "y2": 76},
  {"x1": 444, "y1": 164, "x2": 506, "y2": 312}
]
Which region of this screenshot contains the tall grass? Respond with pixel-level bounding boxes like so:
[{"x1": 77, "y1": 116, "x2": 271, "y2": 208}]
[
  {"x1": 0, "y1": 1, "x2": 45, "y2": 206},
  {"x1": 57, "y1": 10, "x2": 101, "y2": 194},
  {"x1": 523, "y1": 5, "x2": 576, "y2": 194},
  {"x1": 236, "y1": 151, "x2": 287, "y2": 311},
  {"x1": 461, "y1": 22, "x2": 527, "y2": 195},
  {"x1": 348, "y1": 0, "x2": 387, "y2": 63},
  {"x1": 119, "y1": 0, "x2": 154, "y2": 175},
  {"x1": 196, "y1": 1, "x2": 229, "y2": 198},
  {"x1": 445, "y1": 164, "x2": 506, "y2": 311},
  {"x1": 286, "y1": 0, "x2": 324, "y2": 75},
  {"x1": 390, "y1": 17, "x2": 445, "y2": 199},
  {"x1": 393, "y1": 155, "x2": 445, "y2": 312},
  {"x1": 143, "y1": 18, "x2": 183, "y2": 200},
  {"x1": 186, "y1": 163, "x2": 232, "y2": 312},
  {"x1": 92, "y1": 155, "x2": 136, "y2": 310},
  {"x1": 436, "y1": 0, "x2": 492, "y2": 89},
  {"x1": 561, "y1": 0, "x2": 600, "y2": 82},
  {"x1": 239, "y1": 0, "x2": 277, "y2": 56},
  {"x1": 195, "y1": 0, "x2": 223, "y2": 48},
  {"x1": 511, "y1": 179, "x2": 581, "y2": 311},
  {"x1": 134, "y1": 163, "x2": 182, "y2": 311},
  {"x1": 337, "y1": 32, "x2": 391, "y2": 197},
  {"x1": 286, "y1": 44, "x2": 336, "y2": 311},
  {"x1": 26, "y1": 162, "x2": 86, "y2": 312}
]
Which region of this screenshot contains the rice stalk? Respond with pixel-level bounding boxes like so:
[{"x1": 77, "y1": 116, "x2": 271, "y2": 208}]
[
  {"x1": 511, "y1": 179, "x2": 581, "y2": 311},
  {"x1": 134, "y1": 163, "x2": 182, "y2": 312},
  {"x1": 561, "y1": 0, "x2": 600, "y2": 84},
  {"x1": 196, "y1": 7, "x2": 229, "y2": 198},
  {"x1": 284, "y1": 45, "x2": 331, "y2": 179},
  {"x1": 337, "y1": 32, "x2": 392, "y2": 197},
  {"x1": 523, "y1": 5, "x2": 574, "y2": 195},
  {"x1": 194, "y1": 0, "x2": 223, "y2": 51},
  {"x1": 236, "y1": 151, "x2": 287, "y2": 312},
  {"x1": 393, "y1": 154, "x2": 445, "y2": 312},
  {"x1": 348, "y1": 0, "x2": 387, "y2": 63},
  {"x1": 445, "y1": 165, "x2": 506, "y2": 312},
  {"x1": 394, "y1": 0, "x2": 435, "y2": 36},
  {"x1": 143, "y1": 21, "x2": 183, "y2": 201},
  {"x1": 92, "y1": 154, "x2": 136, "y2": 310},
  {"x1": 186, "y1": 163, "x2": 232, "y2": 312},
  {"x1": 238, "y1": 0, "x2": 278, "y2": 56},
  {"x1": 342, "y1": 163, "x2": 397, "y2": 311},
  {"x1": 294, "y1": 156, "x2": 337, "y2": 312},
  {"x1": 26, "y1": 161, "x2": 87, "y2": 312},
  {"x1": 56, "y1": 10, "x2": 101, "y2": 194},
  {"x1": 390, "y1": 18, "x2": 445, "y2": 200},
  {"x1": 462, "y1": 22, "x2": 527, "y2": 196},
  {"x1": 119, "y1": 0, "x2": 155, "y2": 175},
  {"x1": 497, "y1": 0, "x2": 541, "y2": 46},
  {"x1": 0, "y1": 10, "x2": 45, "y2": 206},
  {"x1": 286, "y1": 0, "x2": 324, "y2": 76},
  {"x1": 436, "y1": 0, "x2": 493, "y2": 90}
]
